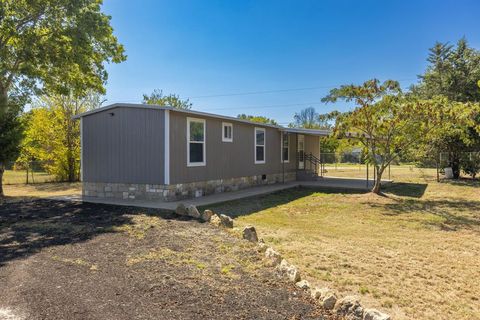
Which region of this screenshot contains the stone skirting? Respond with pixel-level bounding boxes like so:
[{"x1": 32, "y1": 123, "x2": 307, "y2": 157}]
[{"x1": 83, "y1": 171, "x2": 296, "y2": 202}]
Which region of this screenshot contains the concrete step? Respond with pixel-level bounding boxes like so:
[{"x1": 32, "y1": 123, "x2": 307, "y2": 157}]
[{"x1": 296, "y1": 170, "x2": 319, "y2": 181}]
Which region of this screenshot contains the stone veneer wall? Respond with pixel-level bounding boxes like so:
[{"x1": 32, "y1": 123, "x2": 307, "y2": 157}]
[{"x1": 83, "y1": 172, "x2": 296, "y2": 202}]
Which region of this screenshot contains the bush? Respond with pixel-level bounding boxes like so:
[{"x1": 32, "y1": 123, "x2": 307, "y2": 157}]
[{"x1": 460, "y1": 153, "x2": 480, "y2": 179}]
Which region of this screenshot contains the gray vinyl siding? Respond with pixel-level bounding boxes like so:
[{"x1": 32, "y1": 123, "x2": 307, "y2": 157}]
[
  {"x1": 169, "y1": 111, "x2": 297, "y2": 184},
  {"x1": 82, "y1": 107, "x2": 165, "y2": 184}
]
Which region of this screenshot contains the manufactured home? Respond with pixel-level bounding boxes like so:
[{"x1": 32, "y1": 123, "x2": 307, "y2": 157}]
[{"x1": 74, "y1": 103, "x2": 329, "y2": 201}]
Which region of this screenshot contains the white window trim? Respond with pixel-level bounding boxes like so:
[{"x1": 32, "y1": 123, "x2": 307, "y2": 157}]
[
  {"x1": 222, "y1": 122, "x2": 233, "y2": 142},
  {"x1": 281, "y1": 132, "x2": 290, "y2": 163},
  {"x1": 254, "y1": 127, "x2": 266, "y2": 164},
  {"x1": 187, "y1": 117, "x2": 206, "y2": 167},
  {"x1": 164, "y1": 110, "x2": 170, "y2": 184}
]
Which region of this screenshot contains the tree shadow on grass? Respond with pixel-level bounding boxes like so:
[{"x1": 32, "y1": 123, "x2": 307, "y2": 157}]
[
  {"x1": 0, "y1": 199, "x2": 176, "y2": 267},
  {"x1": 370, "y1": 198, "x2": 480, "y2": 231},
  {"x1": 382, "y1": 182, "x2": 428, "y2": 198},
  {"x1": 439, "y1": 178, "x2": 480, "y2": 187},
  {"x1": 202, "y1": 186, "x2": 365, "y2": 218}
]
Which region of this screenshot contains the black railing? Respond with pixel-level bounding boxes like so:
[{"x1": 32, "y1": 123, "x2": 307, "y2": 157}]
[{"x1": 297, "y1": 152, "x2": 326, "y2": 177}]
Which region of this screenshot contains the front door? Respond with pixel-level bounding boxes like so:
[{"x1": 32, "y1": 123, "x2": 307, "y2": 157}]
[{"x1": 298, "y1": 135, "x2": 305, "y2": 169}]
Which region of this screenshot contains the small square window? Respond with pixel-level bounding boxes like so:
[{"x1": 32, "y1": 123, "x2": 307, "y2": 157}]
[{"x1": 222, "y1": 122, "x2": 233, "y2": 142}]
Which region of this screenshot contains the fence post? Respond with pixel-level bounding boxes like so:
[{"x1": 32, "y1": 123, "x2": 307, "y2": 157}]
[{"x1": 436, "y1": 153, "x2": 440, "y2": 182}]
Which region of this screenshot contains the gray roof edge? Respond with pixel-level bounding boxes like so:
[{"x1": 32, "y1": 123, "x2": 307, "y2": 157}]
[
  {"x1": 280, "y1": 127, "x2": 331, "y2": 136},
  {"x1": 72, "y1": 103, "x2": 282, "y2": 129},
  {"x1": 73, "y1": 103, "x2": 332, "y2": 136}
]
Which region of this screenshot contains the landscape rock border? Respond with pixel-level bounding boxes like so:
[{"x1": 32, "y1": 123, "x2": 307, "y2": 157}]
[{"x1": 174, "y1": 204, "x2": 392, "y2": 320}]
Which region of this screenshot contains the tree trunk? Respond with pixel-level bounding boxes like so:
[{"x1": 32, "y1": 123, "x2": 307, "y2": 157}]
[
  {"x1": 371, "y1": 166, "x2": 384, "y2": 194},
  {"x1": 0, "y1": 163, "x2": 5, "y2": 199},
  {"x1": 0, "y1": 86, "x2": 8, "y2": 114},
  {"x1": 68, "y1": 155, "x2": 75, "y2": 182},
  {"x1": 450, "y1": 152, "x2": 461, "y2": 179}
]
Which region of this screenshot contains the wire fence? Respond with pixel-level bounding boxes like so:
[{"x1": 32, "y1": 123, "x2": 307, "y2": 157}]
[
  {"x1": 316, "y1": 151, "x2": 480, "y2": 181},
  {"x1": 2, "y1": 152, "x2": 478, "y2": 185},
  {"x1": 2, "y1": 161, "x2": 81, "y2": 185}
]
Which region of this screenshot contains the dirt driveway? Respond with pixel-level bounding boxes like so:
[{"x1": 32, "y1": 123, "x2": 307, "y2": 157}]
[{"x1": 0, "y1": 199, "x2": 335, "y2": 320}]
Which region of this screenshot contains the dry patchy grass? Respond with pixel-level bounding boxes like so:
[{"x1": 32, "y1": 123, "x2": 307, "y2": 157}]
[
  {"x1": 2, "y1": 169, "x2": 55, "y2": 185},
  {"x1": 3, "y1": 182, "x2": 81, "y2": 200},
  {"x1": 208, "y1": 167, "x2": 480, "y2": 320}
]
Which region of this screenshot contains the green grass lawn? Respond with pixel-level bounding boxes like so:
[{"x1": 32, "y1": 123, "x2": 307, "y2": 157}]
[{"x1": 207, "y1": 167, "x2": 480, "y2": 320}]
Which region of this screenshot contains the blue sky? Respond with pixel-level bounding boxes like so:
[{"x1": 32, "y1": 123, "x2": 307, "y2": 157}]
[{"x1": 102, "y1": 0, "x2": 479, "y2": 125}]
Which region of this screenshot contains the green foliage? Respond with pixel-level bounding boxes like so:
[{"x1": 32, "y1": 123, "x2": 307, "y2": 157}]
[
  {"x1": 0, "y1": 99, "x2": 23, "y2": 196},
  {"x1": 0, "y1": 0, "x2": 125, "y2": 196},
  {"x1": 237, "y1": 114, "x2": 278, "y2": 125},
  {"x1": 0, "y1": 0, "x2": 126, "y2": 110},
  {"x1": 319, "y1": 136, "x2": 340, "y2": 154},
  {"x1": 19, "y1": 93, "x2": 101, "y2": 182},
  {"x1": 0, "y1": 102, "x2": 23, "y2": 164},
  {"x1": 410, "y1": 39, "x2": 480, "y2": 178},
  {"x1": 323, "y1": 79, "x2": 477, "y2": 193},
  {"x1": 142, "y1": 89, "x2": 192, "y2": 110},
  {"x1": 411, "y1": 38, "x2": 480, "y2": 102},
  {"x1": 460, "y1": 153, "x2": 480, "y2": 179}
]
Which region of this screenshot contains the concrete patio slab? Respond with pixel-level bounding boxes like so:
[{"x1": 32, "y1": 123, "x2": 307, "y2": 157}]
[
  {"x1": 49, "y1": 176, "x2": 392, "y2": 210},
  {"x1": 303, "y1": 176, "x2": 392, "y2": 190}
]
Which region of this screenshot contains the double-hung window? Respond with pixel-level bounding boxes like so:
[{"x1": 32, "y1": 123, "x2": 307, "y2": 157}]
[
  {"x1": 187, "y1": 118, "x2": 206, "y2": 166},
  {"x1": 222, "y1": 122, "x2": 233, "y2": 142},
  {"x1": 255, "y1": 127, "x2": 266, "y2": 164},
  {"x1": 281, "y1": 132, "x2": 289, "y2": 163}
]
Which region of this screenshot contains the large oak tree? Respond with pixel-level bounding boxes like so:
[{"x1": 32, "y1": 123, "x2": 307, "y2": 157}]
[{"x1": 0, "y1": 0, "x2": 126, "y2": 197}]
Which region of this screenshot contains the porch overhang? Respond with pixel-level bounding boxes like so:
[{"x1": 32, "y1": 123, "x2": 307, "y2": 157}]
[{"x1": 279, "y1": 127, "x2": 331, "y2": 137}]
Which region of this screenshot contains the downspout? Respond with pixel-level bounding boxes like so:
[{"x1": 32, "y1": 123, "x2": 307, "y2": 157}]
[
  {"x1": 282, "y1": 132, "x2": 285, "y2": 184},
  {"x1": 80, "y1": 117, "x2": 83, "y2": 182}
]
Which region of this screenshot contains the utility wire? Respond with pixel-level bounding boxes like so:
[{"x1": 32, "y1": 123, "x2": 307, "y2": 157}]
[
  {"x1": 105, "y1": 79, "x2": 416, "y2": 109},
  {"x1": 185, "y1": 78, "x2": 417, "y2": 99}
]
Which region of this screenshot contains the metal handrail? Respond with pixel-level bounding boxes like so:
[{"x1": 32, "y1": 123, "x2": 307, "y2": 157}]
[{"x1": 297, "y1": 152, "x2": 326, "y2": 176}]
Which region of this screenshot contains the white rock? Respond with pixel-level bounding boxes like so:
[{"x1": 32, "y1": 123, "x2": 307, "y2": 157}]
[
  {"x1": 175, "y1": 203, "x2": 187, "y2": 216},
  {"x1": 242, "y1": 226, "x2": 258, "y2": 242},
  {"x1": 322, "y1": 292, "x2": 337, "y2": 310},
  {"x1": 265, "y1": 247, "x2": 282, "y2": 266},
  {"x1": 186, "y1": 205, "x2": 201, "y2": 218},
  {"x1": 209, "y1": 214, "x2": 222, "y2": 226},
  {"x1": 295, "y1": 280, "x2": 310, "y2": 290},
  {"x1": 311, "y1": 287, "x2": 322, "y2": 299},
  {"x1": 334, "y1": 296, "x2": 364, "y2": 320},
  {"x1": 201, "y1": 209, "x2": 214, "y2": 222},
  {"x1": 219, "y1": 214, "x2": 234, "y2": 228},
  {"x1": 209, "y1": 213, "x2": 234, "y2": 228},
  {"x1": 256, "y1": 242, "x2": 267, "y2": 253},
  {"x1": 310, "y1": 287, "x2": 336, "y2": 309},
  {"x1": 363, "y1": 309, "x2": 391, "y2": 320},
  {"x1": 277, "y1": 259, "x2": 301, "y2": 283}
]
